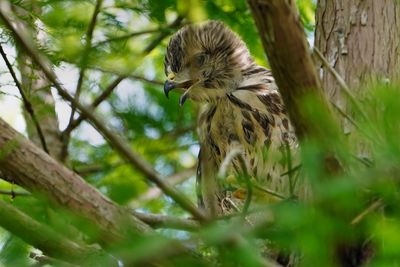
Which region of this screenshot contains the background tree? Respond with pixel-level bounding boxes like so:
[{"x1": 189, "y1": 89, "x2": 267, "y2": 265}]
[{"x1": 0, "y1": 0, "x2": 399, "y2": 266}]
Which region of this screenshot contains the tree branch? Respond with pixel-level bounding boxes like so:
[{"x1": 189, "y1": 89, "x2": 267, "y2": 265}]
[
  {"x1": 93, "y1": 28, "x2": 162, "y2": 48},
  {"x1": 0, "y1": 43, "x2": 49, "y2": 154},
  {"x1": 62, "y1": 75, "x2": 125, "y2": 136},
  {"x1": 0, "y1": 199, "x2": 117, "y2": 265},
  {"x1": 132, "y1": 211, "x2": 200, "y2": 231},
  {"x1": 0, "y1": 117, "x2": 152, "y2": 244},
  {"x1": 130, "y1": 167, "x2": 196, "y2": 208},
  {"x1": 247, "y1": 0, "x2": 343, "y2": 175},
  {"x1": 0, "y1": 188, "x2": 30, "y2": 197},
  {"x1": 66, "y1": 0, "x2": 103, "y2": 131},
  {"x1": 0, "y1": 1, "x2": 205, "y2": 222},
  {"x1": 143, "y1": 15, "x2": 184, "y2": 53}
]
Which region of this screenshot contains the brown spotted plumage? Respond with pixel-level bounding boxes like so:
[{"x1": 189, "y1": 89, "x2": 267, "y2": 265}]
[{"x1": 164, "y1": 21, "x2": 303, "y2": 216}]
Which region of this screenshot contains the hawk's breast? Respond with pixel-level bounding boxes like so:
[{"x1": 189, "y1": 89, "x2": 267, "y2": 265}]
[{"x1": 198, "y1": 86, "x2": 298, "y2": 205}]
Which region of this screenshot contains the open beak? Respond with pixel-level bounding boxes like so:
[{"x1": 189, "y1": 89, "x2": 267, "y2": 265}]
[
  {"x1": 164, "y1": 75, "x2": 195, "y2": 105},
  {"x1": 164, "y1": 80, "x2": 176, "y2": 98}
]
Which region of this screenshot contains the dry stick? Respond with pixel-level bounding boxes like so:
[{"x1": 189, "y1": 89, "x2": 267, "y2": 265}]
[
  {"x1": 0, "y1": 3, "x2": 205, "y2": 222},
  {"x1": 0, "y1": 43, "x2": 49, "y2": 154},
  {"x1": 66, "y1": 0, "x2": 103, "y2": 130},
  {"x1": 0, "y1": 199, "x2": 117, "y2": 266}
]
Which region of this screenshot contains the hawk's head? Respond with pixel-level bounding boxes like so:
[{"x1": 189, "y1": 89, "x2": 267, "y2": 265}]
[{"x1": 164, "y1": 21, "x2": 254, "y2": 105}]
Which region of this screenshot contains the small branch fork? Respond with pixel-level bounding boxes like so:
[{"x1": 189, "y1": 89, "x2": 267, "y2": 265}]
[{"x1": 66, "y1": 0, "x2": 103, "y2": 131}]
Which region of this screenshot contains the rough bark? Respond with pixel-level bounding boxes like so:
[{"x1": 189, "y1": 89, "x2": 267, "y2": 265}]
[
  {"x1": 315, "y1": 1, "x2": 400, "y2": 265},
  {"x1": 15, "y1": 1, "x2": 65, "y2": 162},
  {"x1": 247, "y1": 0, "x2": 342, "y2": 173},
  {"x1": 0, "y1": 118, "x2": 151, "y2": 246},
  {"x1": 315, "y1": 0, "x2": 400, "y2": 134},
  {"x1": 247, "y1": 0, "x2": 338, "y2": 140}
]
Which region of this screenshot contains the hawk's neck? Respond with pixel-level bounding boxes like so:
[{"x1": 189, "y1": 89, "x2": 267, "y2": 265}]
[{"x1": 236, "y1": 65, "x2": 276, "y2": 91}]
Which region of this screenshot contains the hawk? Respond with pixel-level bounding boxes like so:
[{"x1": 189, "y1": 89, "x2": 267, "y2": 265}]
[{"x1": 164, "y1": 21, "x2": 302, "y2": 217}]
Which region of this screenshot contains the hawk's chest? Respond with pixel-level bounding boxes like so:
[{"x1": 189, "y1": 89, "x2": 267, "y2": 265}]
[{"x1": 198, "y1": 98, "x2": 266, "y2": 171}]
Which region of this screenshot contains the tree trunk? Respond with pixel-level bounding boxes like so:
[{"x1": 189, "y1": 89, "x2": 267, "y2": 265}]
[
  {"x1": 315, "y1": 1, "x2": 400, "y2": 265},
  {"x1": 315, "y1": 0, "x2": 400, "y2": 133},
  {"x1": 16, "y1": 1, "x2": 66, "y2": 162}
]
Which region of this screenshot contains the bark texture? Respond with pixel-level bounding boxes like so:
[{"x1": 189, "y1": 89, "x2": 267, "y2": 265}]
[
  {"x1": 247, "y1": 0, "x2": 343, "y2": 177},
  {"x1": 0, "y1": 118, "x2": 151, "y2": 246},
  {"x1": 315, "y1": 0, "x2": 400, "y2": 132},
  {"x1": 315, "y1": 1, "x2": 400, "y2": 266},
  {"x1": 15, "y1": 1, "x2": 65, "y2": 162},
  {"x1": 247, "y1": 0, "x2": 340, "y2": 142}
]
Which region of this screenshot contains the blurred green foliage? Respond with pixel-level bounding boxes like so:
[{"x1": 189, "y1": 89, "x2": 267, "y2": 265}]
[{"x1": 2, "y1": 0, "x2": 400, "y2": 266}]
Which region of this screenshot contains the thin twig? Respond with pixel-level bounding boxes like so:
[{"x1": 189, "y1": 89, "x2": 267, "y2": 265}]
[
  {"x1": 0, "y1": 4, "x2": 206, "y2": 222},
  {"x1": 132, "y1": 211, "x2": 199, "y2": 231},
  {"x1": 63, "y1": 75, "x2": 125, "y2": 136},
  {"x1": 93, "y1": 28, "x2": 162, "y2": 47},
  {"x1": 313, "y1": 47, "x2": 369, "y2": 122},
  {"x1": 351, "y1": 198, "x2": 384, "y2": 225},
  {"x1": 237, "y1": 155, "x2": 253, "y2": 217},
  {"x1": 0, "y1": 199, "x2": 117, "y2": 265},
  {"x1": 330, "y1": 101, "x2": 360, "y2": 130},
  {"x1": 66, "y1": 0, "x2": 103, "y2": 131},
  {"x1": 0, "y1": 43, "x2": 49, "y2": 153},
  {"x1": 0, "y1": 189, "x2": 30, "y2": 196},
  {"x1": 252, "y1": 183, "x2": 287, "y2": 200},
  {"x1": 143, "y1": 16, "x2": 184, "y2": 53},
  {"x1": 130, "y1": 167, "x2": 196, "y2": 208}
]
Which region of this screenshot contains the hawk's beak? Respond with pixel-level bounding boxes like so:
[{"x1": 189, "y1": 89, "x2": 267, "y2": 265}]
[
  {"x1": 164, "y1": 72, "x2": 196, "y2": 105},
  {"x1": 164, "y1": 80, "x2": 176, "y2": 98}
]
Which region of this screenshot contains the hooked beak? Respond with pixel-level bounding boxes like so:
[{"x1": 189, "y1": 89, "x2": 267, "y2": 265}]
[
  {"x1": 163, "y1": 77, "x2": 195, "y2": 105},
  {"x1": 164, "y1": 80, "x2": 176, "y2": 98}
]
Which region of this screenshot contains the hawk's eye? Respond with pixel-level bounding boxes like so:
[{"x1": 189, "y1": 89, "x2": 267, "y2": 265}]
[{"x1": 195, "y1": 53, "x2": 207, "y2": 67}]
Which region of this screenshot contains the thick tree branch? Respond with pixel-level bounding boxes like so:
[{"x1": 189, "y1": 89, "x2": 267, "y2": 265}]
[
  {"x1": 247, "y1": 0, "x2": 332, "y2": 139},
  {"x1": 0, "y1": 1, "x2": 205, "y2": 221},
  {"x1": 0, "y1": 199, "x2": 117, "y2": 265},
  {"x1": 0, "y1": 118, "x2": 151, "y2": 245},
  {"x1": 247, "y1": 0, "x2": 343, "y2": 174}
]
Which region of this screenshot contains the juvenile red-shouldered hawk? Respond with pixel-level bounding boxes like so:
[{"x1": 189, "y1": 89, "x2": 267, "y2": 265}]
[{"x1": 164, "y1": 21, "x2": 302, "y2": 217}]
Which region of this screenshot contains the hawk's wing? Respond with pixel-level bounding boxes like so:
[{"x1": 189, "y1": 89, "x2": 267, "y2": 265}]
[{"x1": 196, "y1": 70, "x2": 303, "y2": 216}]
